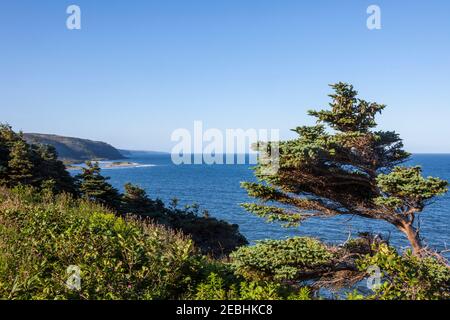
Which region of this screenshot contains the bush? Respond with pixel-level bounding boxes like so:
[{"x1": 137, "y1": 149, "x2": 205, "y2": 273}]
[
  {"x1": 230, "y1": 237, "x2": 334, "y2": 281},
  {"x1": 193, "y1": 273, "x2": 311, "y2": 300},
  {"x1": 357, "y1": 244, "x2": 450, "y2": 300},
  {"x1": 0, "y1": 187, "x2": 203, "y2": 299}
]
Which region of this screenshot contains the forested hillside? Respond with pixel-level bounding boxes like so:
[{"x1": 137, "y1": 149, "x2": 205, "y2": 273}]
[{"x1": 24, "y1": 133, "x2": 125, "y2": 162}]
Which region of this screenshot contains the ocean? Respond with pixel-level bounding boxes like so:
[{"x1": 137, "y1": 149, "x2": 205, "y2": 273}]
[{"x1": 79, "y1": 153, "x2": 450, "y2": 258}]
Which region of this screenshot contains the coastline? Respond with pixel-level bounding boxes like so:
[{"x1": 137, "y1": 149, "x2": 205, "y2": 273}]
[{"x1": 66, "y1": 161, "x2": 153, "y2": 171}]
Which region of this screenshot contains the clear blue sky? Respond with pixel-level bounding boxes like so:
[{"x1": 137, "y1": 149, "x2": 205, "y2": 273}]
[{"x1": 1, "y1": 0, "x2": 449, "y2": 152}]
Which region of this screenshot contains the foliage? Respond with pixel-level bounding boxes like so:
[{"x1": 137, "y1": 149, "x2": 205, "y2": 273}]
[
  {"x1": 0, "y1": 186, "x2": 305, "y2": 300},
  {"x1": 193, "y1": 273, "x2": 311, "y2": 300},
  {"x1": 345, "y1": 290, "x2": 365, "y2": 300},
  {"x1": 0, "y1": 186, "x2": 203, "y2": 300},
  {"x1": 375, "y1": 166, "x2": 448, "y2": 209},
  {"x1": 0, "y1": 184, "x2": 447, "y2": 300},
  {"x1": 0, "y1": 124, "x2": 77, "y2": 194},
  {"x1": 1, "y1": 124, "x2": 246, "y2": 258},
  {"x1": 307, "y1": 82, "x2": 385, "y2": 133},
  {"x1": 7, "y1": 139, "x2": 34, "y2": 184},
  {"x1": 119, "y1": 184, "x2": 248, "y2": 257},
  {"x1": 241, "y1": 83, "x2": 448, "y2": 254},
  {"x1": 357, "y1": 244, "x2": 450, "y2": 300},
  {"x1": 1, "y1": 124, "x2": 248, "y2": 258},
  {"x1": 74, "y1": 161, "x2": 122, "y2": 210},
  {"x1": 230, "y1": 237, "x2": 334, "y2": 281},
  {"x1": 121, "y1": 182, "x2": 165, "y2": 215},
  {"x1": 1, "y1": 115, "x2": 448, "y2": 300},
  {"x1": 164, "y1": 204, "x2": 248, "y2": 258}
]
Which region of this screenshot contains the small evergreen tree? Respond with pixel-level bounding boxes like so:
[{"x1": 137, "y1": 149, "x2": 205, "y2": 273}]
[
  {"x1": 31, "y1": 143, "x2": 77, "y2": 194},
  {"x1": 7, "y1": 139, "x2": 34, "y2": 186},
  {"x1": 123, "y1": 182, "x2": 147, "y2": 200},
  {"x1": 242, "y1": 83, "x2": 448, "y2": 255},
  {"x1": 121, "y1": 182, "x2": 164, "y2": 214},
  {"x1": 0, "y1": 125, "x2": 13, "y2": 185},
  {"x1": 75, "y1": 161, "x2": 121, "y2": 209}
]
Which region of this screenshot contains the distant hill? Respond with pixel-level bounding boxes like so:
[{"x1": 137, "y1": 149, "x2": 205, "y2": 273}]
[{"x1": 24, "y1": 133, "x2": 126, "y2": 163}]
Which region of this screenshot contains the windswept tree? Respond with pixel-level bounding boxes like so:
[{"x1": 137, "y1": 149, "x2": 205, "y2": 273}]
[{"x1": 242, "y1": 83, "x2": 448, "y2": 255}]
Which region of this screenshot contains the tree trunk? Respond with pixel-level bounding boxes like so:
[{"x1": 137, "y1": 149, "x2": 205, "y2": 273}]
[{"x1": 398, "y1": 222, "x2": 423, "y2": 256}]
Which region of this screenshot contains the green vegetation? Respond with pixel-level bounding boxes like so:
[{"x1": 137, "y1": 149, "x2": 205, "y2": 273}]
[
  {"x1": 0, "y1": 124, "x2": 247, "y2": 257},
  {"x1": 23, "y1": 133, "x2": 125, "y2": 163},
  {"x1": 0, "y1": 187, "x2": 200, "y2": 299},
  {"x1": 230, "y1": 237, "x2": 334, "y2": 281},
  {"x1": 1, "y1": 186, "x2": 447, "y2": 300},
  {"x1": 1, "y1": 83, "x2": 449, "y2": 300},
  {"x1": 75, "y1": 161, "x2": 122, "y2": 209},
  {"x1": 193, "y1": 273, "x2": 312, "y2": 300},
  {"x1": 0, "y1": 124, "x2": 76, "y2": 194},
  {"x1": 242, "y1": 82, "x2": 448, "y2": 256},
  {"x1": 0, "y1": 187, "x2": 312, "y2": 300},
  {"x1": 357, "y1": 244, "x2": 450, "y2": 300}
]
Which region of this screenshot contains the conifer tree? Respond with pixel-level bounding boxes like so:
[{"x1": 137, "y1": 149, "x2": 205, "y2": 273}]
[
  {"x1": 122, "y1": 182, "x2": 164, "y2": 214},
  {"x1": 242, "y1": 83, "x2": 448, "y2": 255},
  {"x1": 0, "y1": 124, "x2": 20, "y2": 185},
  {"x1": 0, "y1": 124, "x2": 77, "y2": 193},
  {"x1": 7, "y1": 139, "x2": 34, "y2": 186},
  {"x1": 31, "y1": 143, "x2": 77, "y2": 194},
  {"x1": 75, "y1": 161, "x2": 121, "y2": 209}
]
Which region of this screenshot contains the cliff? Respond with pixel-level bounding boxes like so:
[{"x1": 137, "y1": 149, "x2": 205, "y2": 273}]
[{"x1": 24, "y1": 133, "x2": 125, "y2": 163}]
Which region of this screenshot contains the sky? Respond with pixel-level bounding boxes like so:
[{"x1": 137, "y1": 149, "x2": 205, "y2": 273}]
[{"x1": 0, "y1": 0, "x2": 449, "y2": 152}]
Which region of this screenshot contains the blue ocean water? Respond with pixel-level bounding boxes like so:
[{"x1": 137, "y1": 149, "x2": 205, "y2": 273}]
[{"x1": 85, "y1": 153, "x2": 450, "y2": 257}]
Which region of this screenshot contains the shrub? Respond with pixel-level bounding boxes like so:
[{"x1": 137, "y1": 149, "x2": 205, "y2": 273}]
[
  {"x1": 230, "y1": 237, "x2": 334, "y2": 281},
  {"x1": 0, "y1": 187, "x2": 202, "y2": 300},
  {"x1": 193, "y1": 273, "x2": 312, "y2": 300},
  {"x1": 357, "y1": 244, "x2": 450, "y2": 300}
]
